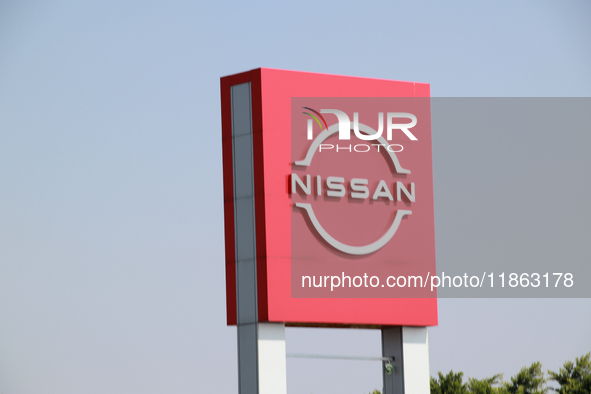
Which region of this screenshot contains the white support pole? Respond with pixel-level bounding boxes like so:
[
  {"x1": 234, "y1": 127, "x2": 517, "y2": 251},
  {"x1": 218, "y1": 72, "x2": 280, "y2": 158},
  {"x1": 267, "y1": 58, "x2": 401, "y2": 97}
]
[
  {"x1": 382, "y1": 326, "x2": 430, "y2": 394},
  {"x1": 237, "y1": 322, "x2": 287, "y2": 394},
  {"x1": 258, "y1": 323, "x2": 287, "y2": 394},
  {"x1": 402, "y1": 327, "x2": 430, "y2": 394}
]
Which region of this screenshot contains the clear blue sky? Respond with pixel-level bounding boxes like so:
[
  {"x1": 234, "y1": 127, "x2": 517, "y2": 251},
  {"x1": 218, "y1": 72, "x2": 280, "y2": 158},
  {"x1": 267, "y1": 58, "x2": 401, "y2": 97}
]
[{"x1": 1, "y1": 1, "x2": 590, "y2": 393}]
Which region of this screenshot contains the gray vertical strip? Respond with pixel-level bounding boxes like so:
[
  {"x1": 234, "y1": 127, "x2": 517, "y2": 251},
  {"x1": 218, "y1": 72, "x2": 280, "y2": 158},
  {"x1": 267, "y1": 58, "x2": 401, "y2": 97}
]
[
  {"x1": 231, "y1": 82, "x2": 259, "y2": 394},
  {"x1": 238, "y1": 323, "x2": 258, "y2": 393},
  {"x1": 382, "y1": 327, "x2": 404, "y2": 394}
]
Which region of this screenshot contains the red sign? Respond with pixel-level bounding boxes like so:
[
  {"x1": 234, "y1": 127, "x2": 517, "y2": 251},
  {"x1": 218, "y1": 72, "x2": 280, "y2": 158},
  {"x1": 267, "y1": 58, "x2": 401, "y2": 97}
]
[{"x1": 221, "y1": 68, "x2": 437, "y2": 327}]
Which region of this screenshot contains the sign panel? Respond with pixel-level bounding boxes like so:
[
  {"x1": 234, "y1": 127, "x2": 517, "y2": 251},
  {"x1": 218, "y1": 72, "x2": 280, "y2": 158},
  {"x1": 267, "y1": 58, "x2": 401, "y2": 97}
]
[{"x1": 221, "y1": 68, "x2": 437, "y2": 327}]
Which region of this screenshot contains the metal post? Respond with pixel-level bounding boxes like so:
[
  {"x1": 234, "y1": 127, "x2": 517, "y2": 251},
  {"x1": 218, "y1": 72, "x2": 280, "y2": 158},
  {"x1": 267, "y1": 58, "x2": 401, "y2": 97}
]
[
  {"x1": 382, "y1": 326, "x2": 430, "y2": 394},
  {"x1": 382, "y1": 327, "x2": 404, "y2": 394},
  {"x1": 258, "y1": 323, "x2": 287, "y2": 394},
  {"x1": 237, "y1": 322, "x2": 286, "y2": 394}
]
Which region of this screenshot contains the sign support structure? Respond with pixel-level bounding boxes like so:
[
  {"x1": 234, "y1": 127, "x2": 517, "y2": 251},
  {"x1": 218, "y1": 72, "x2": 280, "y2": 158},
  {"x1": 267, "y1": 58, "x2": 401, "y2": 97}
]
[
  {"x1": 221, "y1": 68, "x2": 437, "y2": 394},
  {"x1": 382, "y1": 327, "x2": 431, "y2": 394}
]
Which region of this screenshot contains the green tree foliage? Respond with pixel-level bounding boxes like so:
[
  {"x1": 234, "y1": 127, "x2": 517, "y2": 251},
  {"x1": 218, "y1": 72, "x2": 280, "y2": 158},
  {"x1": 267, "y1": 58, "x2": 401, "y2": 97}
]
[
  {"x1": 548, "y1": 353, "x2": 591, "y2": 394},
  {"x1": 467, "y1": 374, "x2": 503, "y2": 394},
  {"x1": 502, "y1": 362, "x2": 547, "y2": 394},
  {"x1": 431, "y1": 370, "x2": 469, "y2": 394},
  {"x1": 430, "y1": 370, "x2": 504, "y2": 394},
  {"x1": 379, "y1": 354, "x2": 591, "y2": 394}
]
